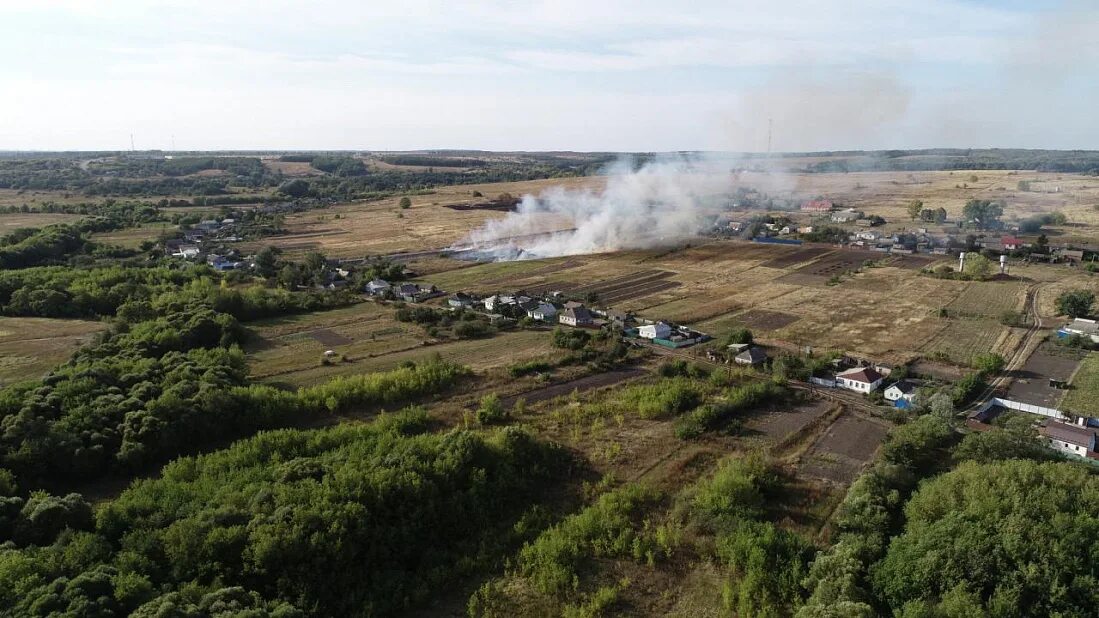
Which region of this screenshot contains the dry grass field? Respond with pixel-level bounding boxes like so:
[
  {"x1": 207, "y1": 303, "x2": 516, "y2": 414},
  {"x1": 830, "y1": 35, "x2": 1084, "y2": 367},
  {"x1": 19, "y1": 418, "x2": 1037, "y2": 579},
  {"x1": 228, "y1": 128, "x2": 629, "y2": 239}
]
[
  {"x1": 0, "y1": 211, "x2": 85, "y2": 229},
  {"x1": 91, "y1": 222, "x2": 176, "y2": 248},
  {"x1": 0, "y1": 317, "x2": 105, "y2": 385},
  {"x1": 245, "y1": 301, "x2": 559, "y2": 387}
]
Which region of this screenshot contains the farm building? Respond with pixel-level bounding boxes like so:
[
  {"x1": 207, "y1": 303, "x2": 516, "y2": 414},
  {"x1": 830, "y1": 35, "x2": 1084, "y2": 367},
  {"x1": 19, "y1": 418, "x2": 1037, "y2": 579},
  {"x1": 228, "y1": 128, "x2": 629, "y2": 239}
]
[
  {"x1": 638, "y1": 322, "x2": 673, "y2": 340},
  {"x1": 1001, "y1": 236, "x2": 1023, "y2": 250},
  {"x1": 559, "y1": 306, "x2": 594, "y2": 327},
  {"x1": 1058, "y1": 318, "x2": 1099, "y2": 344},
  {"x1": 884, "y1": 380, "x2": 919, "y2": 408},
  {"x1": 831, "y1": 209, "x2": 863, "y2": 223},
  {"x1": 448, "y1": 292, "x2": 477, "y2": 309},
  {"x1": 397, "y1": 283, "x2": 439, "y2": 303},
  {"x1": 527, "y1": 302, "x2": 557, "y2": 322},
  {"x1": 1039, "y1": 420, "x2": 1098, "y2": 459},
  {"x1": 365, "y1": 279, "x2": 391, "y2": 295},
  {"x1": 734, "y1": 347, "x2": 768, "y2": 366},
  {"x1": 835, "y1": 366, "x2": 884, "y2": 394}
]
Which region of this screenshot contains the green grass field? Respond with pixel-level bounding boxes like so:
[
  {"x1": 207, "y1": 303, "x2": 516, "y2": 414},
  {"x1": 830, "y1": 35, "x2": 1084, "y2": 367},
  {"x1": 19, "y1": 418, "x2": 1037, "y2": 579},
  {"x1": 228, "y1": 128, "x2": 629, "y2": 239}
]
[{"x1": 1060, "y1": 352, "x2": 1099, "y2": 417}]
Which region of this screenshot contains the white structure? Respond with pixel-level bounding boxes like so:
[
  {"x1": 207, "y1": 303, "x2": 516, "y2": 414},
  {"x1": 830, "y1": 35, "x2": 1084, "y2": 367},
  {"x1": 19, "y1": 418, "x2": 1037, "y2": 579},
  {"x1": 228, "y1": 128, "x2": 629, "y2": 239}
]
[
  {"x1": 835, "y1": 366, "x2": 884, "y2": 394},
  {"x1": 884, "y1": 380, "x2": 918, "y2": 404},
  {"x1": 856, "y1": 230, "x2": 880, "y2": 241},
  {"x1": 1061, "y1": 318, "x2": 1099, "y2": 344},
  {"x1": 528, "y1": 302, "x2": 557, "y2": 322},
  {"x1": 638, "y1": 321, "x2": 673, "y2": 340},
  {"x1": 1040, "y1": 420, "x2": 1097, "y2": 458},
  {"x1": 365, "y1": 279, "x2": 391, "y2": 295},
  {"x1": 559, "y1": 306, "x2": 593, "y2": 327}
]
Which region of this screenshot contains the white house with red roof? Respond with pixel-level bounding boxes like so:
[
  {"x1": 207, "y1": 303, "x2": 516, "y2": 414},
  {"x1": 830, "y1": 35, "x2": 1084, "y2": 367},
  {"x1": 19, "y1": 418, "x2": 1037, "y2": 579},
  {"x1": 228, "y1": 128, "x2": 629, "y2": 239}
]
[
  {"x1": 835, "y1": 366, "x2": 884, "y2": 394},
  {"x1": 1001, "y1": 235, "x2": 1023, "y2": 250}
]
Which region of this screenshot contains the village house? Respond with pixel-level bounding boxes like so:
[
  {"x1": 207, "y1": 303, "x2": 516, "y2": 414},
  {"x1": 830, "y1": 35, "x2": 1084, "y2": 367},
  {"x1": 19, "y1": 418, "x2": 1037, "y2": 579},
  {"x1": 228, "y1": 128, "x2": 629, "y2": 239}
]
[
  {"x1": 1059, "y1": 318, "x2": 1099, "y2": 344},
  {"x1": 172, "y1": 244, "x2": 201, "y2": 259},
  {"x1": 448, "y1": 292, "x2": 476, "y2": 309},
  {"x1": 397, "y1": 283, "x2": 438, "y2": 303},
  {"x1": 835, "y1": 366, "x2": 884, "y2": 394},
  {"x1": 528, "y1": 302, "x2": 557, "y2": 322},
  {"x1": 365, "y1": 279, "x2": 391, "y2": 296},
  {"x1": 559, "y1": 306, "x2": 594, "y2": 327},
  {"x1": 831, "y1": 209, "x2": 864, "y2": 223},
  {"x1": 884, "y1": 380, "x2": 919, "y2": 408},
  {"x1": 855, "y1": 230, "x2": 880, "y2": 241},
  {"x1": 734, "y1": 346, "x2": 768, "y2": 366},
  {"x1": 638, "y1": 321, "x2": 673, "y2": 340},
  {"x1": 1001, "y1": 235, "x2": 1023, "y2": 251},
  {"x1": 1039, "y1": 420, "x2": 1098, "y2": 458}
]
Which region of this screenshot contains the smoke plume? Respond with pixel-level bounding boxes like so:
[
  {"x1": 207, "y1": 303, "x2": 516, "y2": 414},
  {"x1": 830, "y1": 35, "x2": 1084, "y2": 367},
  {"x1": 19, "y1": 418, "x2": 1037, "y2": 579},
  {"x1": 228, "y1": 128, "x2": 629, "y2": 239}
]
[{"x1": 452, "y1": 154, "x2": 743, "y2": 260}]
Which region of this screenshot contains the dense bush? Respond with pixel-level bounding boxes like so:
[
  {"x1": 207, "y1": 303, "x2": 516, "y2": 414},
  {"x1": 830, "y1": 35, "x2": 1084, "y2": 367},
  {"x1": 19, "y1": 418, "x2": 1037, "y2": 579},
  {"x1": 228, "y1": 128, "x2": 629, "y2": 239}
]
[
  {"x1": 872, "y1": 460, "x2": 1099, "y2": 616},
  {"x1": 675, "y1": 380, "x2": 787, "y2": 439},
  {"x1": 1, "y1": 411, "x2": 568, "y2": 617},
  {"x1": 617, "y1": 378, "x2": 702, "y2": 419}
]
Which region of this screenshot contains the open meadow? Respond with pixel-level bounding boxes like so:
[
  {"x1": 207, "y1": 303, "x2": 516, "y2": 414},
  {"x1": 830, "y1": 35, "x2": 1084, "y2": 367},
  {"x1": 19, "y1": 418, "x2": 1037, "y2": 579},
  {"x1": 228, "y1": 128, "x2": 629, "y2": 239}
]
[{"x1": 0, "y1": 317, "x2": 105, "y2": 385}]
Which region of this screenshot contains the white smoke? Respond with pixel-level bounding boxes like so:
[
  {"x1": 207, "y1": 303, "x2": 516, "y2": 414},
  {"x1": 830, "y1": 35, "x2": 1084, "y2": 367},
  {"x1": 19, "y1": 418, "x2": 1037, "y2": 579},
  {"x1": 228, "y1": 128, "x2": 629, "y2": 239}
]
[{"x1": 453, "y1": 154, "x2": 743, "y2": 260}]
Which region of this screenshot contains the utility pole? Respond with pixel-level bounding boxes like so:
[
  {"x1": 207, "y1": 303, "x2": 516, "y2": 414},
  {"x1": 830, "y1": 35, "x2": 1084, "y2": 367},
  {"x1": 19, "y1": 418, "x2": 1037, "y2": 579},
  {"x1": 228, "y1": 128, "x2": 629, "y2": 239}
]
[{"x1": 130, "y1": 133, "x2": 135, "y2": 152}]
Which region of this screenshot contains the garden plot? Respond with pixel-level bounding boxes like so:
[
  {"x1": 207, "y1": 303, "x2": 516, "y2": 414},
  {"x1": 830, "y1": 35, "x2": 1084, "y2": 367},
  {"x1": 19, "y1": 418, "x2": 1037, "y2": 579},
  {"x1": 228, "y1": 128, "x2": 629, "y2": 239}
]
[{"x1": 798, "y1": 414, "x2": 890, "y2": 485}]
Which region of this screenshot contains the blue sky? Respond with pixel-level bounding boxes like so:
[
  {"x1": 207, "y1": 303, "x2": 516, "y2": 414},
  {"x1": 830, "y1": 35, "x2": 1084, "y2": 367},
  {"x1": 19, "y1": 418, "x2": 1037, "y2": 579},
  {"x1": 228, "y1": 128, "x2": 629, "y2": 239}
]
[{"x1": 1, "y1": 0, "x2": 1095, "y2": 151}]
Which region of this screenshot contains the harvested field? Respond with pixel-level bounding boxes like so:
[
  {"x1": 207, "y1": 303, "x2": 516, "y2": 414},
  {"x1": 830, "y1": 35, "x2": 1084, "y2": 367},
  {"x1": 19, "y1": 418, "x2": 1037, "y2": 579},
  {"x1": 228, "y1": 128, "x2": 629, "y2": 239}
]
[
  {"x1": 0, "y1": 212, "x2": 84, "y2": 229},
  {"x1": 889, "y1": 254, "x2": 938, "y2": 270},
  {"x1": 788, "y1": 251, "x2": 871, "y2": 280},
  {"x1": 736, "y1": 309, "x2": 801, "y2": 331},
  {"x1": 920, "y1": 318, "x2": 1010, "y2": 366},
  {"x1": 759, "y1": 246, "x2": 831, "y2": 268},
  {"x1": 0, "y1": 317, "x2": 105, "y2": 385},
  {"x1": 946, "y1": 280, "x2": 1026, "y2": 318},
  {"x1": 799, "y1": 414, "x2": 890, "y2": 485}
]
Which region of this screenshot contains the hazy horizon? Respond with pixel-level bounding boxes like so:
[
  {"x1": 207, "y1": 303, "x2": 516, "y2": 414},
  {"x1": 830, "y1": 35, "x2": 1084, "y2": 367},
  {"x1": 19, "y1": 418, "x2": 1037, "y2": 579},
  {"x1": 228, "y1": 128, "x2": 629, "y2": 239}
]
[{"x1": 2, "y1": 0, "x2": 1097, "y2": 152}]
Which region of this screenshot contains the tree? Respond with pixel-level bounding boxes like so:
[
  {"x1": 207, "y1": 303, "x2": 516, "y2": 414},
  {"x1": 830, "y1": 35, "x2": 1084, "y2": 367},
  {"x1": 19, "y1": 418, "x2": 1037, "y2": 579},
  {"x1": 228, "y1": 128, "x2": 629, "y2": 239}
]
[
  {"x1": 723, "y1": 328, "x2": 754, "y2": 346},
  {"x1": 1017, "y1": 179, "x2": 1031, "y2": 192},
  {"x1": 961, "y1": 199, "x2": 1004, "y2": 230},
  {"x1": 934, "y1": 207, "x2": 947, "y2": 224},
  {"x1": 278, "y1": 179, "x2": 310, "y2": 198},
  {"x1": 907, "y1": 200, "x2": 924, "y2": 221},
  {"x1": 254, "y1": 246, "x2": 281, "y2": 278},
  {"x1": 1056, "y1": 289, "x2": 1095, "y2": 318},
  {"x1": 398, "y1": 196, "x2": 412, "y2": 209},
  {"x1": 962, "y1": 253, "x2": 993, "y2": 279},
  {"x1": 973, "y1": 353, "x2": 1005, "y2": 374}
]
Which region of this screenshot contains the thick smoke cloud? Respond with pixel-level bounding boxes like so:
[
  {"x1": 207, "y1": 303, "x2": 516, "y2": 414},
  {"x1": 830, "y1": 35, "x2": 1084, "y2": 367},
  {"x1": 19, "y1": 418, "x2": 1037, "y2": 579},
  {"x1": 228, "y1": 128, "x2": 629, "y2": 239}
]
[{"x1": 453, "y1": 155, "x2": 740, "y2": 260}]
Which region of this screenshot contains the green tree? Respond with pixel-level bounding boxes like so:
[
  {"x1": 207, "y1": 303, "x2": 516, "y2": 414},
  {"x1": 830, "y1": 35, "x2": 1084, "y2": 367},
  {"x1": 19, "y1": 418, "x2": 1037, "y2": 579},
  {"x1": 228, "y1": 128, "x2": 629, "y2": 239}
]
[
  {"x1": 962, "y1": 253, "x2": 993, "y2": 279},
  {"x1": 277, "y1": 179, "x2": 310, "y2": 198},
  {"x1": 907, "y1": 200, "x2": 924, "y2": 221},
  {"x1": 254, "y1": 246, "x2": 281, "y2": 278},
  {"x1": 399, "y1": 196, "x2": 412, "y2": 209},
  {"x1": 961, "y1": 200, "x2": 1003, "y2": 230},
  {"x1": 934, "y1": 207, "x2": 947, "y2": 224},
  {"x1": 1056, "y1": 289, "x2": 1095, "y2": 318}
]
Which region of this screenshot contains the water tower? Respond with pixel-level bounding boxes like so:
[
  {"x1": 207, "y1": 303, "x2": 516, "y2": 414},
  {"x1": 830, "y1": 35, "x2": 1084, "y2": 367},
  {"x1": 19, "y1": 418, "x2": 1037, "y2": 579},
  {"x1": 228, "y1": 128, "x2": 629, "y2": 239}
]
[{"x1": 958, "y1": 252, "x2": 967, "y2": 272}]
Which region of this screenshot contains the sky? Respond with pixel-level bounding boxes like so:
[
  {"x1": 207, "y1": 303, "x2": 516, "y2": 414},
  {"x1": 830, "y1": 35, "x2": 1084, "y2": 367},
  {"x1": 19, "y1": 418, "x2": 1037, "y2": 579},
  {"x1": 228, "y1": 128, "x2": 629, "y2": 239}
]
[{"x1": 1, "y1": 0, "x2": 1096, "y2": 152}]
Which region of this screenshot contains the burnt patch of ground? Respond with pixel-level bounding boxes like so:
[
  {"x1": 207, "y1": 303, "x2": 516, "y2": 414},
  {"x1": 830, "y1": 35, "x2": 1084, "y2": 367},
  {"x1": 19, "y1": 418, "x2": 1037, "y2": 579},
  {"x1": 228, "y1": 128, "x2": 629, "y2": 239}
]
[
  {"x1": 745, "y1": 399, "x2": 834, "y2": 441},
  {"x1": 778, "y1": 251, "x2": 870, "y2": 285},
  {"x1": 760, "y1": 247, "x2": 832, "y2": 268},
  {"x1": 799, "y1": 414, "x2": 890, "y2": 485},
  {"x1": 890, "y1": 254, "x2": 938, "y2": 270},
  {"x1": 310, "y1": 328, "x2": 353, "y2": 347},
  {"x1": 442, "y1": 197, "x2": 521, "y2": 212},
  {"x1": 1005, "y1": 341, "x2": 1085, "y2": 408},
  {"x1": 501, "y1": 367, "x2": 648, "y2": 409},
  {"x1": 736, "y1": 309, "x2": 800, "y2": 331}
]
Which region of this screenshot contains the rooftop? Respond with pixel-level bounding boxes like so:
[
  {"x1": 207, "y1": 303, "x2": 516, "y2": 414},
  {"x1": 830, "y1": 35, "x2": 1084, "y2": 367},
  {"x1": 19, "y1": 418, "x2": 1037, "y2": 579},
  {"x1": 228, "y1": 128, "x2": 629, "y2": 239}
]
[
  {"x1": 1040, "y1": 421, "x2": 1097, "y2": 448},
  {"x1": 837, "y1": 366, "x2": 883, "y2": 384}
]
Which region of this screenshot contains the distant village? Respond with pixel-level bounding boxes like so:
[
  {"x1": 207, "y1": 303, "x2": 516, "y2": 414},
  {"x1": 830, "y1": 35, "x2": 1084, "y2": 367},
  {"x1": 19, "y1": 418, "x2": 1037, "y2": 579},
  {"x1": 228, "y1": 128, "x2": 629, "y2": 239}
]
[{"x1": 158, "y1": 199, "x2": 1099, "y2": 464}]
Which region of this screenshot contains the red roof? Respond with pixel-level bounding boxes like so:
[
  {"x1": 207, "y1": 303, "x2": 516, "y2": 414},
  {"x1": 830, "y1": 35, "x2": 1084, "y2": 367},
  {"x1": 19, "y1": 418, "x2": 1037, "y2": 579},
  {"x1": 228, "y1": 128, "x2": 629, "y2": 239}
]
[
  {"x1": 837, "y1": 366, "x2": 883, "y2": 384},
  {"x1": 1002, "y1": 236, "x2": 1021, "y2": 245}
]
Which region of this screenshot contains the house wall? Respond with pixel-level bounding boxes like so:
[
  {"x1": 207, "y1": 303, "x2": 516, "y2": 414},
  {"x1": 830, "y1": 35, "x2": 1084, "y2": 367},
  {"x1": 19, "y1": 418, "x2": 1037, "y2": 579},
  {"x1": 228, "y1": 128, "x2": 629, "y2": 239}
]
[{"x1": 1048, "y1": 438, "x2": 1089, "y2": 458}]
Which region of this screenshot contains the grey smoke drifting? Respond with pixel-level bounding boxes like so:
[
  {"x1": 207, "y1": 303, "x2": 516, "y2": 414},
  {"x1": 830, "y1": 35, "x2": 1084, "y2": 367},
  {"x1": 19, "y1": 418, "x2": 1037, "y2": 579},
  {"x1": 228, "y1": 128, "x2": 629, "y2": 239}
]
[{"x1": 453, "y1": 155, "x2": 739, "y2": 260}]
